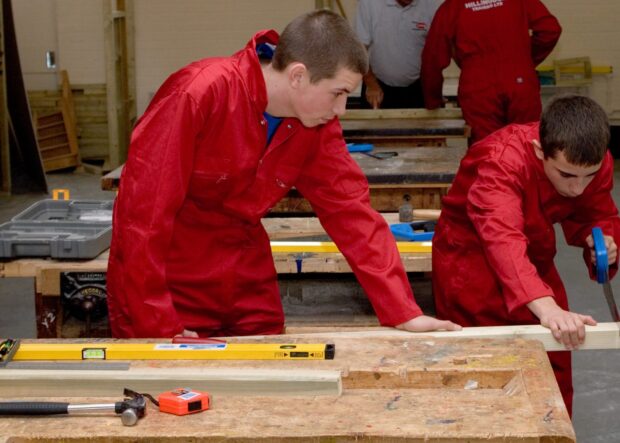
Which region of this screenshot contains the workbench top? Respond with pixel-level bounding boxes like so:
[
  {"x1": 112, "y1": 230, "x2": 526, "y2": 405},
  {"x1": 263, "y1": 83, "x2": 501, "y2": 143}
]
[
  {"x1": 341, "y1": 117, "x2": 469, "y2": 137},
  {"x1": 101, "y1": 146, "x2": 465, "y2": 191},
  {"x1": 353, "y1": 145, "x2": 465, "y2": 184},
  {"x1": 0, "y1": 335, "x2": 575, "y2": 442},
  {"x1": 0, "y1": 214, "x2": 433, "y2": 287}
]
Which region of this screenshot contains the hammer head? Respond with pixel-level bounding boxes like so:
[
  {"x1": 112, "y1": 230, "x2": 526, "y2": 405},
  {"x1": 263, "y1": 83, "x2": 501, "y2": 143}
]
[{"x1": 115, "y1": 390, "x2": 147, "y2": 426}]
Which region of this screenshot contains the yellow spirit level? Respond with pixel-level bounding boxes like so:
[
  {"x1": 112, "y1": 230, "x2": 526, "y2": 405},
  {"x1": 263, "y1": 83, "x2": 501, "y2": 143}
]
[
  {"x1": 270, "y1": 241, "x2": 431, "y2": 253},
  {"x1": 8, "y1": 341, "x2": 335, "y2": 361}
]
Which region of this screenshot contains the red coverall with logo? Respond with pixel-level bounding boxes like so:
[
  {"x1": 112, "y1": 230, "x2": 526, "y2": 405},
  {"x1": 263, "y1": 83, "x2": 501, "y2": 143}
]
[
  {"x1": 421, "y1": 0, "x2": 561, "y2": 143},
  {"x1": 432, "y1": 123, "x2": 620, "y2": 415},
  {"x1": 106, "y1": 30, "x2": 424, "y2": 339}
]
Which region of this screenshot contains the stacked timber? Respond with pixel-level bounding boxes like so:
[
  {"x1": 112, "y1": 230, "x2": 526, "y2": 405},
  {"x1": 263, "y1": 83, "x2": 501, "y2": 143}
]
[{"x1": 28, "y1": 82, "x2": 108, "y2": 162}]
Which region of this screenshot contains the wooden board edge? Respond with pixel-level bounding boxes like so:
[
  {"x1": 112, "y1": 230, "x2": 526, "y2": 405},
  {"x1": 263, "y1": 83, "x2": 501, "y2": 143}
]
[
  {"x1": 0, "y1": 368, "x2": 343, "y2": 398},
  {"x1": 269, "y1": 323, "x2": 620, "y2": 351}
]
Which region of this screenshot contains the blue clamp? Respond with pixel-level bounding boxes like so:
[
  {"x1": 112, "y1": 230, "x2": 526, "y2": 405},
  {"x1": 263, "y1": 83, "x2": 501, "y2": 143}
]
[
  {"x1": 390, "y1": 221, "x2": 436, "y2": 242},
  {"x1": 592, "y1": 227, "x2": 609, "y2": 284},
  {"x1": 346, "y1": 143, "x2": 374, "y2": 153}
]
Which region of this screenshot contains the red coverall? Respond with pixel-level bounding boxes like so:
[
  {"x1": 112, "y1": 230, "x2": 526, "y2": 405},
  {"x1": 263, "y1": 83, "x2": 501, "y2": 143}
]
[
  {"x1": 106, "y1": 30, "x2": 423, "y2": 339},
  {"x1": 432, "y1": 123, "x2": 620, "y2": 415},
  {"x1": 421, "y1": 0, "x2": 561, "y2": 143}
]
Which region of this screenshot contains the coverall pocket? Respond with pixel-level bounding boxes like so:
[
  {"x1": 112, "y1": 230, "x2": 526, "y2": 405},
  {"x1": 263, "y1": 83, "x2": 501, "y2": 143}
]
[{"x1": 187, "y1": 169, "x2": 232, "y2": 207}]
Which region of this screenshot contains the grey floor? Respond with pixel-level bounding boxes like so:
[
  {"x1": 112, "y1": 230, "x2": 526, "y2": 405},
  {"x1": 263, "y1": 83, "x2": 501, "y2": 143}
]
[{"x1": 0, "y1": 167, "x2": 619, "y2": 442}]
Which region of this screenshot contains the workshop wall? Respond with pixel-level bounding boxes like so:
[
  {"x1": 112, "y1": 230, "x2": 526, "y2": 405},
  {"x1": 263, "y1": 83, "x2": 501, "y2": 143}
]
[
  {"x1": 11, "y1": 0, "x2": 620, "y2": 121},
  {"x1": 545, "y1": 0, "x2": 620, "y2": 122},
  {"x1": 133, "y1": 0, "x2": 313, "y2": 114},
  {"x1": 13, "y1": 0, "x2": 105, "y2": 90}
]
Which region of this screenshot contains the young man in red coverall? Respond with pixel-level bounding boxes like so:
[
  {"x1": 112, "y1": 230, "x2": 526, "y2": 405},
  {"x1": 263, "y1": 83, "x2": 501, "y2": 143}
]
[
  {"x1": 106, "y1": 10, "x2": 461, "y2": 339},
  {"x1": 421, "y1": 0, "x2": 562, "y2": 143},
  {"x1": 432, "y1": 95, "x2": 620, "y2": 416}
]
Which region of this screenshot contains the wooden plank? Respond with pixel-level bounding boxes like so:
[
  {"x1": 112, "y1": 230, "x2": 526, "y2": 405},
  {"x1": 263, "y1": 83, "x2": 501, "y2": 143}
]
[
  {"x1": 0, "y1": 336, "x2": 576, "y2": 441},
  {"x1": 269, "y1": 323, "x2": 620, "y2": 351},
  {"x1": 341, "y1": 108, "x2": 463, "y2": 120},
  {"x1": 104, "y1": 0, "x2": 135, "y2": 169},
  {"x1": 272, "y1": 182, "x2": 449, "y2": 212},
  {"x1": 341, "y1": 117, "x2": 470, "y2": 147},
  {"x1": 0, "y1": 367, "x2": 342, "y2": 397},
  {"x1": 59, "y1": 70, "x2": 81, "y2": 168},
  {"x1": 341, "y1": 118, "x2": 469, "y2": 137},
  {"x1": 100, "y1": 163, "x2": 122, "y2": 190},
  {"x1": 537, "y1": 64, "x2": 612, "y2": 75},
  {"x1": 42, "y1": 154, "x2": 80, "y2": 172}
]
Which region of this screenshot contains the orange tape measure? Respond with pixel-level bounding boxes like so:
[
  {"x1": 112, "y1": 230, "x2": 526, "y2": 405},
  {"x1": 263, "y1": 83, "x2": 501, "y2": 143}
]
[{"x1": 157, "y1": 388, "x2": 210, "y2": 416}]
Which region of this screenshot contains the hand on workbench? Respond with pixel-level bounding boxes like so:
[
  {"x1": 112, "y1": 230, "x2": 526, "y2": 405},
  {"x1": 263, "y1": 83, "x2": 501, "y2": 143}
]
[
  {"x1": 365, "y1": 83, "x2": 384, "y2": 109},
  {"x1": 174, "y1": 329, "x2": 199, "y2": 338},
  {"x1": 527, "y1": 296, "x2": 597, "y2": 350},
  {"x1": 395, "y1": 315, "x2": 462, "y2": 332},
  {"x1": 363, "y1": 72, "x2": 384, "y2": 109},
  {"x1": 586, "y1": 233, "x2": 618, "y2": 265}
]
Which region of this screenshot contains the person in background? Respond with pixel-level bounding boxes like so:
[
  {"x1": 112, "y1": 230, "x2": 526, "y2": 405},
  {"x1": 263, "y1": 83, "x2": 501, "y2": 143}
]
[
  {"x1": 422, "y1": 0, "x2": 561, "y2": 143},
  {"x1": 107, "y1": 10, "x2": 461, "y2": 340},
  {"x1": 432, "y1": 95, "x2": 620, "y2": 416},
  {"x1": 356, "y1": 0, "x2": 442, "y2": 109}
]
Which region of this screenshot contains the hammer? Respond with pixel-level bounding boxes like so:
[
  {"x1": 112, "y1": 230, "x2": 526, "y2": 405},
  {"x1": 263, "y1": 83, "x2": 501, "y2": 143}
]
[{"x1": 0, "y1": 388, "x2": 146, "y2": 426}]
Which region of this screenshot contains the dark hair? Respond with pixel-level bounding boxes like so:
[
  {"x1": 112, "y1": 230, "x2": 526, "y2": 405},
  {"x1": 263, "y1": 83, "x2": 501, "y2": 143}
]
[
  {"x1": 540, "y1": 94, "x2": 610, "y2": 165},
  {"x1": 272, "y1": 10, "x2": 368, "y2": 83}
]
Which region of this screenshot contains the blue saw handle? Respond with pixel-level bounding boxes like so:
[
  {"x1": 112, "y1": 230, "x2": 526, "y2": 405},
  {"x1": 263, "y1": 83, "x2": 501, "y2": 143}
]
[
  {"x1": 390, "y1": 223, "x2": 434, "y2": 241},
  {"x1": 592, "y1": 227, "x2": 609, "y2": 284},
  {"x1": 346, "y1": 143, "x2": 374, "y2": 153}
]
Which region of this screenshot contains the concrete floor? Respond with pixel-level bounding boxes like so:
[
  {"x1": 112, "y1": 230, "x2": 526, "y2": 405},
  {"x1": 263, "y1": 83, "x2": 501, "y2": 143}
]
[{"x1": 0, "y1": 168, "x2": 619, "y2": 442}]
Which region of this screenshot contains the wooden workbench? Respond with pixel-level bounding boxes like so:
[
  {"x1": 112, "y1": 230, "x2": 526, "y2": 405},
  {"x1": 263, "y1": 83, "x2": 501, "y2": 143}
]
[
  {"x1": 0, "y1": 214, "x2": 433, "y2": 338},
  {"x1": 340, "y1": 108, "x2": 470, "y2": 147},
  {"x1": 341, "y1": 117, "x2": 470, "y2": 147},
  {"x1": 102, "y1": 145, "x2": 466, "y2": 211},
  {"x1": 0, "y1": 334, "x2": 575, "y2": 442}
]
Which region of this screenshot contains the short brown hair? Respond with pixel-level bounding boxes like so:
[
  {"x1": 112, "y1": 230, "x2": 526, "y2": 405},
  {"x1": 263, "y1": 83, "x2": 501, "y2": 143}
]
[
  {"x1": 540, "y1": 94, "x2": 610, "y2": 166},
  {"x1": 272, "y1": 10, "x2": 368, "y2": 83}
]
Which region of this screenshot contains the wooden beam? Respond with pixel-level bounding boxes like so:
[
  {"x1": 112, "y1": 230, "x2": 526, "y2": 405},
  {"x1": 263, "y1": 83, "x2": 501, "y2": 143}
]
[
  {"x1": 271, "y1": 183, "x2": 450, "y2": 213},
  {"x1": 341, "y1": 108, "x2": 463, "y2": 120},
  {"x1": 59, "y1": 70, "x2": 80, "y2": 168},
  {"x1": 0, "y1": 367, "x2": 342, "y2": 397},
  {"x1": 537, "y1": 64, "x2": 612, "y2": 75},
  {"x1": 268, "y1": 323, "x2": 620, "y2": 351},
  {"x1": 103, "y1": 0, "x2": 135, "y2": 169}
]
